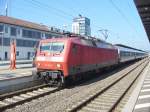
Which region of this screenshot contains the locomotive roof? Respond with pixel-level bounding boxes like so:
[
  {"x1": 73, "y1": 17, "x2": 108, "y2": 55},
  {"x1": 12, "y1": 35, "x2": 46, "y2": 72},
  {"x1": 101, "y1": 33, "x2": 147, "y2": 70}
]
[
  {"x1": 40, "y1": 37, "x2": 80, "y2": 42},
  {"x1": 40, "y1": 36, "x2": 111, "y2": 44},
  {"x1": 40, "y1": 36, "x2": 116, "y2": 50}
]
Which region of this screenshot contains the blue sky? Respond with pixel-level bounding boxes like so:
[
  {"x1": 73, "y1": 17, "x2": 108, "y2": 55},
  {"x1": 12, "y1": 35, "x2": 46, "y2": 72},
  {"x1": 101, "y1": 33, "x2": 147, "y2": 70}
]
[{"x1": 0, "y1": 0, "x2": 150, "y2": 51}]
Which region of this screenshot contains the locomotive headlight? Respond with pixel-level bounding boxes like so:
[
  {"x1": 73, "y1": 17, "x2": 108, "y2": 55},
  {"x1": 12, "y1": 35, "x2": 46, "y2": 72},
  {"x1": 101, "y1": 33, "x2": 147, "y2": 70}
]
[
  {"x1": 56, "y1": 64, "x2": 61, "y2": 68},
  {"x1": 38, "y1": 63, "x2": 40, "y2": 66}
]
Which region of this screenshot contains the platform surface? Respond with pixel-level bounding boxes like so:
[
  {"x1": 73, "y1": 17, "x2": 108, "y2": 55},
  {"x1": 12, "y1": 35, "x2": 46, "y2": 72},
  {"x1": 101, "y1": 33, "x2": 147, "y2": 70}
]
[
  {"x1": 0, "y1": 60, "x2": 34, "y2": 80},
  {"x1": 133, "y1": 67, "x2": 150, "y2": 112},
  {"x1": 0, "y1": 67, "x2": 35, "y2": 80},
  {"x1": 0, "y1": 59, "x2": 32, "y2": 64},
  {"x1": 123, "y1": 61, "x2": 150, "y2": 112},
  {"x1": 0, "y1": 64, "x2": 38, "y2": 94},
  {"x1": 0, "y1": 60, "x2": 33, "y2": 70}
]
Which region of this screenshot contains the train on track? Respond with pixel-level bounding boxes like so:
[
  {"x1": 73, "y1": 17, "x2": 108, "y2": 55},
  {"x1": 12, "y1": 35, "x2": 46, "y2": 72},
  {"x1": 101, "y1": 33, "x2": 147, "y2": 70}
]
[{"x1": 34, "y1": 34, "x2": 147, "y2": 86}]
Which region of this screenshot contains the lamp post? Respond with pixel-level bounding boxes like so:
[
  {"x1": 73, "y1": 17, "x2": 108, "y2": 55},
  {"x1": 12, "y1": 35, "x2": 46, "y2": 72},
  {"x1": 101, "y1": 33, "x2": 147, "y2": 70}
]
[{"x1": 0, "y1": 32, "x2": 4, "y2": 61}]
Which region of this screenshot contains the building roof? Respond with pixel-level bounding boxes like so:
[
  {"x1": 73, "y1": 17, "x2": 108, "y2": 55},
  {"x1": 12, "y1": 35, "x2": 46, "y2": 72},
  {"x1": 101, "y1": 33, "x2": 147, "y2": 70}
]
[
  {"x1": 134, "y1": 0, "x2": 150, "y2": 42},
  {"x1": 0, "y1": 16, "x2": 60, "y2": 33}
]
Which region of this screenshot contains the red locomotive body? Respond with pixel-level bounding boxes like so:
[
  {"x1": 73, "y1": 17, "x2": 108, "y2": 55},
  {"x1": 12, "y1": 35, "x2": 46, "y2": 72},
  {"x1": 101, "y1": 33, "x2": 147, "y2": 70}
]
[{"x1": 35, "y1": 36, "x2": 119, "y2": 86}]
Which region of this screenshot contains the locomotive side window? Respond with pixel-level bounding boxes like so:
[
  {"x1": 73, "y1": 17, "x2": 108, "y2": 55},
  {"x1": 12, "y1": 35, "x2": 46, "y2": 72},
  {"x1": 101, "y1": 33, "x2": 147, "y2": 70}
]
[
  {"x1": 40, "y1": 42, "x2": 64, "y2": 53},
  {"x1": 72, "y1": 44, "x2": 77, "y2": 54}
]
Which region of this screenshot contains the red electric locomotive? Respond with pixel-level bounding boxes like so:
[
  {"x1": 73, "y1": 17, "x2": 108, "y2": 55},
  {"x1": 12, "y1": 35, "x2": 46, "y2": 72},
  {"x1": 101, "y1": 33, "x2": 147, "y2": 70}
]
[{"x1": 34, "y1": 35, "x2": 119, "y2": 86}]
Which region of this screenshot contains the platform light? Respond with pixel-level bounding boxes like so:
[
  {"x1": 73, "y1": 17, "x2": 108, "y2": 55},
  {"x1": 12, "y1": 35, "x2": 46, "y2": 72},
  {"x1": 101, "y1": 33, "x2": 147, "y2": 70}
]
[
  {"x1": 144, "y1": 7, "x2": 149, "y2": 11},
  {"x1": 146, "y1": 17, "x2": 150, "y2": 20}
]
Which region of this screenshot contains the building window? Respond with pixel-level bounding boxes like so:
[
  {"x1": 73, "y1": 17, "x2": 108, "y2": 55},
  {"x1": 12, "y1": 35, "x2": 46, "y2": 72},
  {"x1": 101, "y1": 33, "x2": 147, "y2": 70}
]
[
  {"x1": 45, "y1": 33, "x2": 52, "y2": 38},
  {"x1": 34, "y1": 31, "x2": 41, "y2": 39},
  {"x1": 0, "y1": 25, "x2": 4, "y2": 32},
  {"x1": 0, "y1": 38, "x2": 2, "y2": 45},
  {"x1": 16, "y1": 51, "x2": 19, "y2": 56},
  {"x1": 17, "y1": 29, "x2": 20, "y2": 35},
  {"x1": 5, "y1": 26, "x2": 8, "y2": 33},
  {"x1": 10, "y1": 27, "x2": 17, "y2": 36},
  {"x1": 3, "y1": 38, "x2": 10, "y2": 46},
  {"x1": 22, "y1": 29, "x2": 41, "y2": 39},
  {"x1": 5, "y1": 52, "x2": 8, "y2": 60},
  {"x1": 16, "y1": 39, "x2": 38, "y2": 47},
  {"x1": 42, "y1": 33, "x2": 44, "y2": 37}
]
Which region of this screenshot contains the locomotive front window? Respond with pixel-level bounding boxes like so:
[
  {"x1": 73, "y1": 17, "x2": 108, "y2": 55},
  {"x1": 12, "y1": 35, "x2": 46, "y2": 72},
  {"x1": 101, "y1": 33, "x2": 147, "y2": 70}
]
[{"x1": 40, "y1": 42, "x2": 64, "y2": 53}]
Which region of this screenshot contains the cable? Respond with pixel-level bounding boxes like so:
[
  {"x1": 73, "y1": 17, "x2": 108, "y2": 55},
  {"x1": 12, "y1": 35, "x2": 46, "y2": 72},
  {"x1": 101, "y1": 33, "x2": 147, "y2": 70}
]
[
  {"x1": 24, "y1": 0, "x2": 71, "y2": 22},
  {"x1": 126, "y1": 0, "x2": 133, "y2": 11},
  {"x1": 30, "y1": 0, "x2": 74, "y2": 18},
  {"x1": 57, "y1": 0, "x2": 78, "y2": 16},
  {"x1": 0, "y1": 0, "x2": 5, "y2": 15},
  {"x1": 108, "y1": 0, "x2": 140, "y2": 38}
]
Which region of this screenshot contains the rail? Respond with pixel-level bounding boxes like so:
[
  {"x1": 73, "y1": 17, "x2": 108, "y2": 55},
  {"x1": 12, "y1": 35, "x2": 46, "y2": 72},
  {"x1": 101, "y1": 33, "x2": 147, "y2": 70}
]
[{"x1": 67, "y1": 58, "x2": 149, "y2": 112}]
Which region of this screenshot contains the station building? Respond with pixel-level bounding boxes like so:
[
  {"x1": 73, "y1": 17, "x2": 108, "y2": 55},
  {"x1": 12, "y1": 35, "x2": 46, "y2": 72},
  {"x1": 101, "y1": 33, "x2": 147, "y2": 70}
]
[{"x1": 0, "y1": 16, "x2": 64, "y2": 60}]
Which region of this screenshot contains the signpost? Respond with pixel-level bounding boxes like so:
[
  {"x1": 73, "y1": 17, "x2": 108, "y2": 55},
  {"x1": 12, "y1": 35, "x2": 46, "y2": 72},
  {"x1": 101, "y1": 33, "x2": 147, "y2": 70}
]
[{"x1": 10, "y1": 40, "x2": 16, "y2": 70}]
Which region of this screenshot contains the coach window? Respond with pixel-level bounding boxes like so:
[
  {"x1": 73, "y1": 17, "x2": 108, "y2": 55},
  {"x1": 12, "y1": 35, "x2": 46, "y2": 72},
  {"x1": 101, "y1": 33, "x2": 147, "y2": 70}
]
[{"x1": 10, "y1": 27, "x2": 17, "y2": 36}]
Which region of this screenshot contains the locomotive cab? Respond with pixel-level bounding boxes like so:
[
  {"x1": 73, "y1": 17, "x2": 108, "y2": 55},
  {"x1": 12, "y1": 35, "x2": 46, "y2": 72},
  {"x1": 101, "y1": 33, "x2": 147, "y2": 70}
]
[{"x1": 35, "y1": 39, "x2": 68, "y2": 86}]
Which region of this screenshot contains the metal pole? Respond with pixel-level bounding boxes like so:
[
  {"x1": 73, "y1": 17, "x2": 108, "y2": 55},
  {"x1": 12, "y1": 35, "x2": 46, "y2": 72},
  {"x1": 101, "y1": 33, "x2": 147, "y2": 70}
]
[
  {"x1": 2, "y1": 32, "x2": 3, "y2": 61},
  {"x1": 0, "y1": 32, "x2": 4, "y2": 61}
]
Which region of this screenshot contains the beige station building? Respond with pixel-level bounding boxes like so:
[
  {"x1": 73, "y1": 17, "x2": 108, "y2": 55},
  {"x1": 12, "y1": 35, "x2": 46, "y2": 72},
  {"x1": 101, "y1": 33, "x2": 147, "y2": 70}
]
[{"x1": 0, "y1": 16, "x2": 65, "y2": 60}]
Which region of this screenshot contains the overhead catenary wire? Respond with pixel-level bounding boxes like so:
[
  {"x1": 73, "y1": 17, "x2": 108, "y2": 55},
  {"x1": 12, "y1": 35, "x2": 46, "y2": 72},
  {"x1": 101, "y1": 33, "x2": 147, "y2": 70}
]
[
  {"x1": 55, "y1": 0, "x2": 78, "y2": 16},
  {"x1": 29, "y1": 0, "x2": 106, "y2": 36},
  {"x1": 108, "y1": 0, "x2": 141, "y2": 38},
  {"x1": 24, "y1": 0, "x2": 107, "y2": 38},
  {"x1": 30, "y1": 0, "x2": 74, "y2": 18},
  {"x1": 0, "y1": 0, "x2": 6, "y2": 15},
  {"x1": 13, "y1": 0, "x2": 138, "y2": 41},
  {"x1": 23, "y1": 0, "x2": 72, "y2": 23}
]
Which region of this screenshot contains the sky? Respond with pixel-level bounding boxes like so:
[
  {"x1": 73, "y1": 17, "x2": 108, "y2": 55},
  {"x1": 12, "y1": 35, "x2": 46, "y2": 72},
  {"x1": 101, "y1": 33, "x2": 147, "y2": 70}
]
[{"x1": 0, "y1": 0, "x2": 150, "y2": 51}]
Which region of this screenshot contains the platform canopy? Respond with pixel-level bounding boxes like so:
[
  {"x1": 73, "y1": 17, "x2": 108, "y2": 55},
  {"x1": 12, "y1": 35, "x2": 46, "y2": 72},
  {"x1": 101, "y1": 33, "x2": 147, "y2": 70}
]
[{"x1": 134, "y1": 0, "x2": 150, "y2": 42}]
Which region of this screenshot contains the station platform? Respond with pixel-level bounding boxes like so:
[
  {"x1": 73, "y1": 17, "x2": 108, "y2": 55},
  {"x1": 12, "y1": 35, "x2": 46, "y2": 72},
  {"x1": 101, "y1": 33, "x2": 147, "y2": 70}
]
[
  {"x1": 0, "y1": 59, "x2": 33, "y2": 70},
  {"x1": 0, "y1": 59, "x2": 32, "y2": 65},
  {"x1": 0, "y1": 67, "x2": 35, "y2": 80},
  {"x1": 0, "y1": 63, "x2": 33, "y2": 70},
  {"x1": 123, "y1": 61, "x2": 150, "y2": 112},
  {"x1": 0, "y1": 65, "x2": 41, "y2": 94}
]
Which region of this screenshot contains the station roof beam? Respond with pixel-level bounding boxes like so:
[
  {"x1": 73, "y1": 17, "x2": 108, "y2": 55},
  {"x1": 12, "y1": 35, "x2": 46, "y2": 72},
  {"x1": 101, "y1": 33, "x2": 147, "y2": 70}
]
[{"x1": 134, "y1": 0, "x2": 150, "y2": 42}]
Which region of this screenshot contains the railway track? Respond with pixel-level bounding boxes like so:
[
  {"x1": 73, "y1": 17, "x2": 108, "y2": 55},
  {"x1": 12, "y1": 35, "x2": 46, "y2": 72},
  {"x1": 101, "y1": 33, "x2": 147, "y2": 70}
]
[
  {"x1": 0, "y1": 59, "x2": 148, "y2": 112},
  {"x1": 0, "y1": 84, "x2": 60, "y2": 111},
  {"x1": 67, "y1": 58, "x2": 149, "y2": 112}
]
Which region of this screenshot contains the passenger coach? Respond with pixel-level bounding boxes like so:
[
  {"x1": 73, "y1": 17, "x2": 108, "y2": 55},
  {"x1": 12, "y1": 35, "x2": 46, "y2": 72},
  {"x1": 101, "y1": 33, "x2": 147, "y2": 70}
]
[{"x1": 115, "y1": 44, "x2": 147, "y2": 63}]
